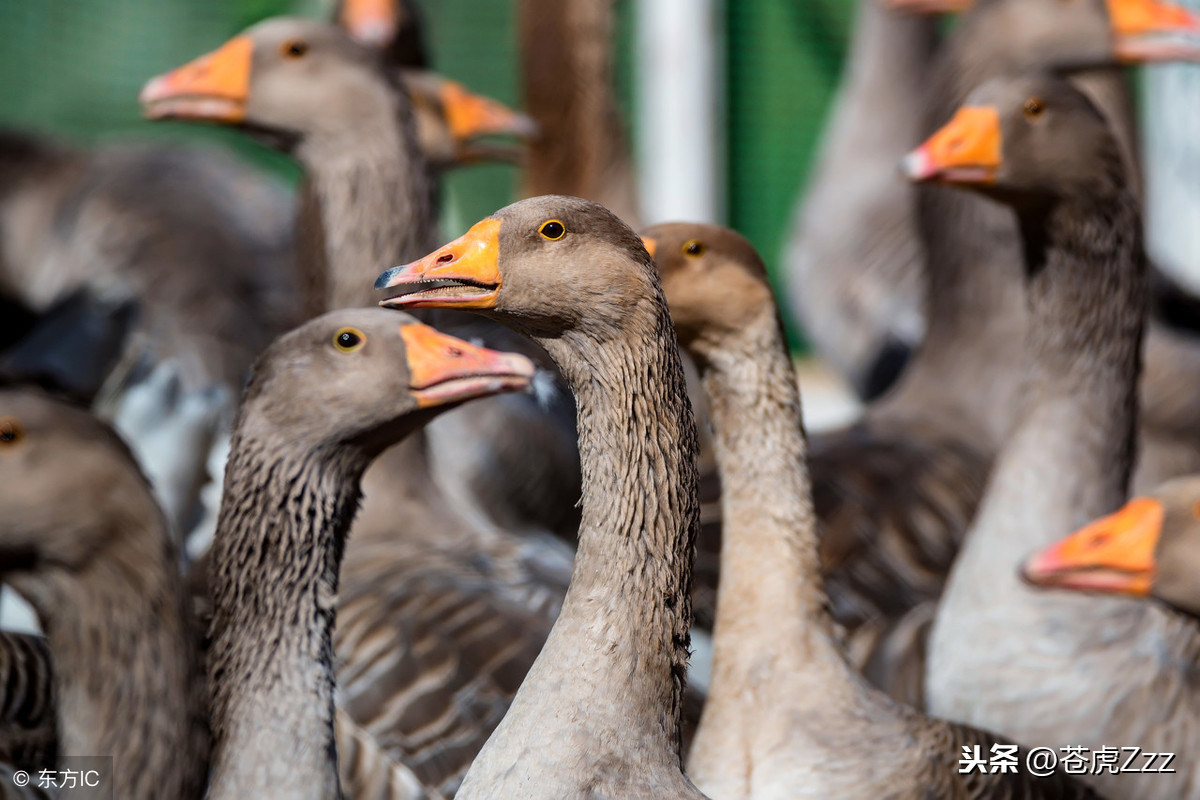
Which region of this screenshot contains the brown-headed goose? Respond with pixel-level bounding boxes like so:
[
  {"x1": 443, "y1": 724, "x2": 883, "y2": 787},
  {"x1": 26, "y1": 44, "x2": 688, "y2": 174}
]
[
  {"x1": 1024, "y1": 475, "x2": 1200, "y2": 620},
  {"x1": 907, "y1": 73, "x2": 1200, "y2": 798},
  {"x1": 378, "y1": 196, "x2": 704, "y2": 798},
  {"x1": 205, "y1": 308, "x2": 535, "y2": 799},
  {"x1": 641, "y1": 222, "x2": 1101, "y2": 799},
  {"x1": 784, "y1": 0, "x2": 939, "y2": 399}
]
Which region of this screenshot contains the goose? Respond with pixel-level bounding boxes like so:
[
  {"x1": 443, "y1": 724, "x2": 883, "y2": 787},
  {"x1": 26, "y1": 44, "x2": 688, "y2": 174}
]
[
  {"x1": 0, "y1": 371, "x2": 471, "y2": 800},
  {"x1": 378, "y1": 196, "x2": 704, "y2": 798},
  {"x1": 908, "y1": 72, "x2": 1200, "y2": 799},
  {"x1": 141, "y1": 16, "x2": 581, "y2": 542},
  {"x1": 888, "y1": 0, "x2": 1200, "y2": 489},
  {"x1": 640, "y1": 220, "x2": 1102, "y2": 799},
  {"x1": 783, "y1": 0, "x2": 939, "y2": 399},
  {"x1": 1024, "y1": 475, "x2": 1200, "y2": 620},
  {"x1": 0, "y1": 388, "x2": 210, "y2": 800},
  {"x1": 200, "y1": 307, "x2": 537, "y2": 799},
  {"x1": 792, "y1": 0, "x2": 1200, "y2": 706}
]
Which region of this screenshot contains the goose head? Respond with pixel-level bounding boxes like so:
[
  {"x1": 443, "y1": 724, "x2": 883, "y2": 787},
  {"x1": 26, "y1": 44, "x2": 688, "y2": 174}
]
[
  {"x1": 375, "y1": 195, "x2": 660, "y2": 339},
  {"x1": 1024, "y1": 475, "x2": 1200, "y2": 617},
  {"x1": 0, "y1": 389, "x2": 158, "y2": 578},
  {"x1": 402, "y1": 70, "x2": 538, "y2": 170},
  {"x1": 902, "y1": 71, "x2": 1126, "y2": 204},
  {"x1": 140, "y1": 18, "x2": 535, "y2": 161},
  {"x1": 238, "y1": 308, "x2": 535, "y2": 460},
  {"x1": 638, "y1": 222, "x2": 773, "y2": 361}
]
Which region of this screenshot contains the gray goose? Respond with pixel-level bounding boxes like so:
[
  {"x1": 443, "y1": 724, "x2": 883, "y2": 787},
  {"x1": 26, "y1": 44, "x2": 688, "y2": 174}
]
[
  {"x1": 142, "y1": 21, "x2": 584, "y2": 793},
  {"x1": 203, "y1": 308, "x2": 534, "y2": 799},
  {"x1": 141, "y1": 16, "x2": 581, "y2": 543},
  {"x1": 799, "y1": 0, "x2": 1200, "y2": 706},
  {"x1": 0, "y1": 389, "x2": 209, "y2": 800},
  {"x1": 1024, "y1": 475, "x2": 1200, "y2": 621},
  {"x1": 0, "y1": 378, "x2": 449, "y2": 800},
  {"x1": 378, "y1": 196, "x2": 705, "y2": 799},
  {"x1": 911, "y1": 73, "x2": 1200, "y2": 799},
  {"x1": 783, "y1": 0, "x2": 939, "y2": 399},
  {"x1": 642, "y1": 221, "x2": 1101, "y2": 800}
]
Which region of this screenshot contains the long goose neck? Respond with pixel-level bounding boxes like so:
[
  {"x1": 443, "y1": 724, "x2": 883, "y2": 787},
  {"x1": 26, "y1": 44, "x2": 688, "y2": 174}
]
[
  {"x1": 296, "y1": 89, "x2": 437, "y2": 311},
  {"x1": 207, "y1": 432, "x2": 368, "y2": 800},
  {"x1": 842, "y1": 0, "x2": 938, "y2": 122},
  {"x1": 978, "y1": 184, "x2": 1145, "y2": 557},
  {"x1": 695, "y1": 308, "x2": 832, "y2": 652},
  {"x1": 25, "y1": 508, "x2": 208, "y2": 800},
  {"x1": 535, "y1": 296, "x2": 700, "y2": 750}
]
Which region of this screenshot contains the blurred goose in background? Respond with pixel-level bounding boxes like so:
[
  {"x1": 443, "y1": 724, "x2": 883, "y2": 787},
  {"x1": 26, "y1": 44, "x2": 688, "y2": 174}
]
[
  {"x1": 337, "y1": 0, "x2": 430, "y2": 68},
  {"x1": 378, "y1": 197, "x2": 704, "y2": 799},
  {"x1": 784, "y1": 0, "x2": 940, "y2": 400},
  {"x1": 0, "y1": 388, "x2": 210, "y2": 800},
  {"x1": 141, "y1": 21, "x2": 587, "y2": 793},
  {"x1": 789, "y1": 0, "x2": 1200, "y2": 706},
  {"x1": 910, "y1": 72, "x2": 1200, "y2": 799},
  {"x1": 1024, "y1": 475, "x2": 1200, "y2": 620},
  {"x1": 642, "y1": 222, "x2": 1102, "y2": 800},
  {"x1": 517, "y1": 0, "x2": 640, "y2": 225}
]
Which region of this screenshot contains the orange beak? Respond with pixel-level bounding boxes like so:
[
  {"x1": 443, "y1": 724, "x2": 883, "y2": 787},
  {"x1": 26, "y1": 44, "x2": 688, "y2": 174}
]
[
  {"x1": 1108, "y1": 0, "x2": 1200, "y2": 62},
  {"x1": 140, "y1": 35, "x2": 253, "y2": 123},
  {"x1": 400, "y1": 322, "x2": 534, "y2": 407},
  {"x1": 1022, "y1": 497, "x2": 1163, "y2": 597},
  {"x1": 376, "y1": 218, "x2": 503, "y2": 310},
  {"x1": 883, "y1": 0, "x2": 973, "y2": 15},
  {"x1": 902, "y1": 106, "x2": 1002, "y2": 185},
  {"x1": 440, "y1": 80, "x2": 539, "y2": 147},
  {"x1": 341, "y1": 0, "x2": 401, "y2": 48},
  {"x1": 641, "y1": 236, "x2": 658, "y2": 259}
]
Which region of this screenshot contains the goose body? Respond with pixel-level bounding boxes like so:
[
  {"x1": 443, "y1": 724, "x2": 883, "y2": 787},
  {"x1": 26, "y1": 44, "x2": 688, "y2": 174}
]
[{"x1": 643, "y1": 222, "x2": 1100, "y2": 800}]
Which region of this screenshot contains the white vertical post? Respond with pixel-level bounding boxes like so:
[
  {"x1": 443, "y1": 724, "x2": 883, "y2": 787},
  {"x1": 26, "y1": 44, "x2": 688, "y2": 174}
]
[
  {"x1": 1143, "y1": 0, "x2": 1200, "y2": 292},
  {"x1": 635, "y1": 0, "x2": 725, "y2": 225}
]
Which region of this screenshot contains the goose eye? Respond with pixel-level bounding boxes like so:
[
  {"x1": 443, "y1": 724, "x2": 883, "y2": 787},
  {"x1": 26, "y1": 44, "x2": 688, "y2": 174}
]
[
  {"x1": 682, "y1": 240, "x2": 705, "y2": 258},
  {"x1": 0, "y1": 418, "x2": 22, "y2": 446},
  {"x1": 280, "y1": 39, "x2": 309, "y2": 59},
  {"x1": 538, "y1": 220, "x2": 566, "y2": 241},
  {"x1": 333, "y1": 327, "x2": 366, "y2": 353},
  {"x1": 1023, "y1": 97, "x2": 1044, "y2": 119}
]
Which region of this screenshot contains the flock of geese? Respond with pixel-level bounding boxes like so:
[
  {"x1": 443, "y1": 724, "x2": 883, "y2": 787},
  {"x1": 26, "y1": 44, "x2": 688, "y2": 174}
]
[{"x1": 4, "y1": 0, "x2": 1200, "y2": 797}]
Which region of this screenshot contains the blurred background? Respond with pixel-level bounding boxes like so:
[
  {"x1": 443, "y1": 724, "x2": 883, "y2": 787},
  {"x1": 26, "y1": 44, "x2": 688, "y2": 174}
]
[
  {"x1": 3, "y1": 0, "x2": 1199, "y2": 350},
  {"x1": 0, "y1": 0, "x2": 853, "y2": 344}
]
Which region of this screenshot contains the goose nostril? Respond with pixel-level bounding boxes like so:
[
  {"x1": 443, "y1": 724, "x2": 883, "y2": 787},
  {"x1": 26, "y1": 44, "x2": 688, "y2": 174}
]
[
  {"x1": 437, "y1": 253, "x2": 455, "y2": 264},
  {"x1": 448, "y1": 347, "x2": 463, "y2": 357}
]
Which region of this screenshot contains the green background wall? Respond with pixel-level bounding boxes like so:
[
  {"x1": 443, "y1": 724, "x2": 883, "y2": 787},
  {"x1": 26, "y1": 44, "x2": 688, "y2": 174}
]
[{"x1": 0, "y1": 0, "x2": 853, "y2": 347}]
